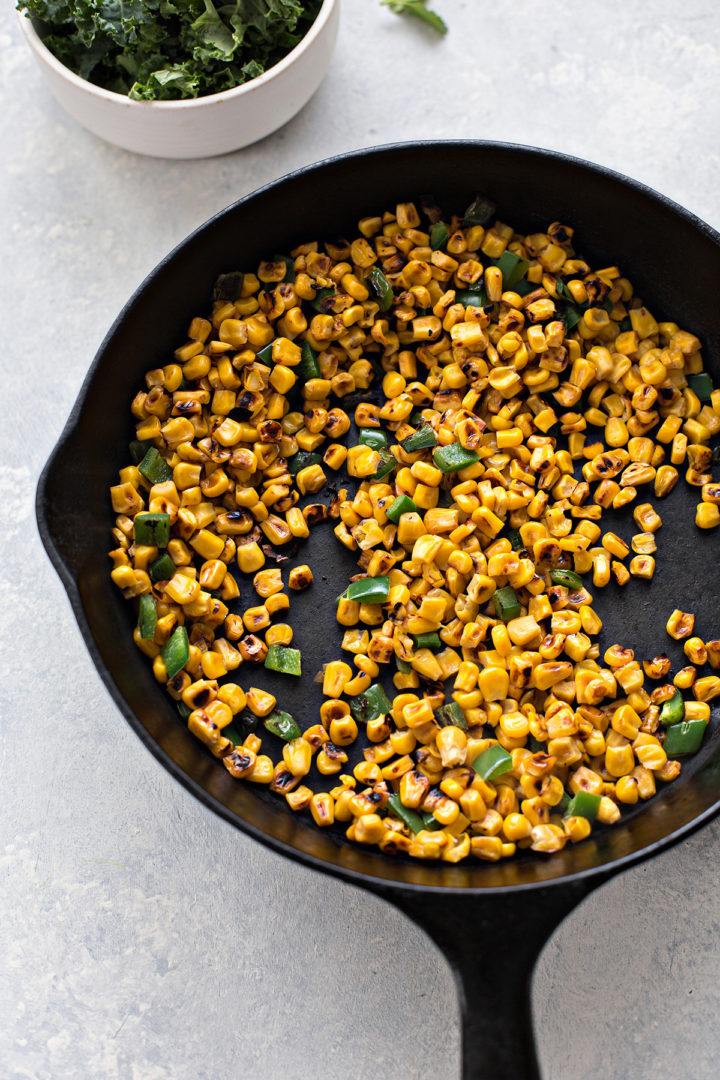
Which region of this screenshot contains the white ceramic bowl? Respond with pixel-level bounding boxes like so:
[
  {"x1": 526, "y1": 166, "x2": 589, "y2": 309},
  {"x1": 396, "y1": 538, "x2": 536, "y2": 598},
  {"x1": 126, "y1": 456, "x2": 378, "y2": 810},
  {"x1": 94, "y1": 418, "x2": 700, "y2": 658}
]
[{"x1": 18, "y1": 0, "x2": 339, "y2": 159}]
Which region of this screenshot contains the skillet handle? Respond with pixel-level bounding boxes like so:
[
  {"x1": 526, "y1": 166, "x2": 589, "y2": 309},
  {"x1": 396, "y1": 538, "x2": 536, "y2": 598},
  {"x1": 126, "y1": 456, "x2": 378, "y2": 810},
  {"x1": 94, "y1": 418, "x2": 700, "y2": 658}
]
[{"x1": 378, "y1": 879, "x2": 605, "y2": 1080}]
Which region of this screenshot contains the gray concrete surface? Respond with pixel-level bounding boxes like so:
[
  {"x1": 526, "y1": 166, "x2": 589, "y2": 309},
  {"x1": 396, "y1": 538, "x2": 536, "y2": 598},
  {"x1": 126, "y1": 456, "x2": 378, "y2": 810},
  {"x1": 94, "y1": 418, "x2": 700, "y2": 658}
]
[{"x1": 2, "y1": 1, "x2": 719, "y2": 1077}]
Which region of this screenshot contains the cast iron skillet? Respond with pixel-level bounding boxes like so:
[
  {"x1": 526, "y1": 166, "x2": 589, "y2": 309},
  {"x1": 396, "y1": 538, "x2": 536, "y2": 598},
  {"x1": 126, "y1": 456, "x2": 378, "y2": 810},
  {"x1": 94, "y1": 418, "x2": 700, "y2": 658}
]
[{"x1": 36, "y1": 142, "x2": 720, "y2": 1079}]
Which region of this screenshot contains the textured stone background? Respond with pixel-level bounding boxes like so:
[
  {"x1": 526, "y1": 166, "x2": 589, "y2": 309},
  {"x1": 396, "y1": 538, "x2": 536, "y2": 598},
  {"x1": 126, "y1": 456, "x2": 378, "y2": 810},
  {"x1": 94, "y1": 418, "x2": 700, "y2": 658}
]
[{"x1": 2, "y1": 1, "x2": 720, "y2": 1078}]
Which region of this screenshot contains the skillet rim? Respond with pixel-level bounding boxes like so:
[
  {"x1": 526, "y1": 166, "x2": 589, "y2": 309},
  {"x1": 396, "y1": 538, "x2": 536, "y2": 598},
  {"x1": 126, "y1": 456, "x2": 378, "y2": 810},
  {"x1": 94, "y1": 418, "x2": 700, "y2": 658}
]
[{"x1": 36, "y1": 138, "x2": 720, "y2": 896}]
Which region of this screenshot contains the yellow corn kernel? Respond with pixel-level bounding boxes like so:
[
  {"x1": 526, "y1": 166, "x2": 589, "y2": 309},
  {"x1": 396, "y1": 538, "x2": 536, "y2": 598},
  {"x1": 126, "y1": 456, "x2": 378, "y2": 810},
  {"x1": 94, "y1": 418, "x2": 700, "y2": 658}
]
[
  {"x1": 477, "y1": 666, "x2": 510, "y2": 701},
  {"x1": 286, "y1": 507, "x2": 310, "y2": 539},
  {"x1": 666, "y1": 609, "x2": 695, "y2": 640},
  {"x1": 696, "y1": 502, "x2": 720, "y2": 529},
  {"x1": 253, "y1": 568, "x2": 284, "y2": 598},
  {"x1": 246, "y1": 687, "x2": 276, "y2": 717},
  {"x1": 605, "y1": 742, "x2": 634, "y2": 778},
  {"x1": 323, "y1": 660, "x2": 353, "y2": 698},
  {"x1": 283, "y1": 738, "x2": 313, "y2": 778},
  {"x1": 310, "y1": 793, "x2": 335, "y2": 827},
  {"x1": 693, "y1": 676, "x2": 720, "y2": 702}
]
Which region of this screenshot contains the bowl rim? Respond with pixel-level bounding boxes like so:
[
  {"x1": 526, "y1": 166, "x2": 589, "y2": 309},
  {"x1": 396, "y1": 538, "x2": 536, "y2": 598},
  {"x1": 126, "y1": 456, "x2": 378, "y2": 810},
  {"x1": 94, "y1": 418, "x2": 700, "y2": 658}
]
[
  {"x1": 36, "y1": 139, "x2": 720, "y2": 896},
  {"x1": 17, "y1": 0, "x2": 336, "y2": 109}
]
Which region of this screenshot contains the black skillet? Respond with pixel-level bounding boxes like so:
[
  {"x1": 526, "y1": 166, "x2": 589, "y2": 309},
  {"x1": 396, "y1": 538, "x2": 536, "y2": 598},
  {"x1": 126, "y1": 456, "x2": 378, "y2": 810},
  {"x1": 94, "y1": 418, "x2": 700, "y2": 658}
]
[{"x1": 36, "y1": 142, "x2": 720, "y2": 1079}]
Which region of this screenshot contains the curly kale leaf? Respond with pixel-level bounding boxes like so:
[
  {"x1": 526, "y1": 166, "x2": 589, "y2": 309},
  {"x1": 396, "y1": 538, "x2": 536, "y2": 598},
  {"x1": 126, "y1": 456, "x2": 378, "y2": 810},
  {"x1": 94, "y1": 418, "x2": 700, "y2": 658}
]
[{"x1": 17, "y1": 0, "x2": 322, "y2": 100}]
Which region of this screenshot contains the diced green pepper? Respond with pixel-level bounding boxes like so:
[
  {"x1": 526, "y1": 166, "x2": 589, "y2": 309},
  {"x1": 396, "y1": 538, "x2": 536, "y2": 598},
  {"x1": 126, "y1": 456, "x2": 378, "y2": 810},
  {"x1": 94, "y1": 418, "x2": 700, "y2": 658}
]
[
  {"x1": 311, "y1": 287, "x2": 336, "y2": 313},
  {"x1": 255, "y1": 343, "x2": 274, "y2": 367},
  {"x1": 344, "y1": 576, "x2": 390, "y2": 605},
  {"x1": 297, "y1": 341, "x2": 321, "y2": 381},
  {"x1": 213, "y1": 271, "x2": 244, "y2": 302},
  {"x1": 162, "y1": 626, "x2": 189, "y2": 681},
  {"x1": 138, "y1": 447, "x2": 173, "y2": 485},
  {"x1": 387, "y1": 793, "x2": 424, "y2": 834},
  {"x1": 660, "y1": 689, "x2": 686, "y2": 727},
  {"x1": 463, "y1": 194, "x2": 496, "y2": 227},
  {"x1": 429, "y1": 222, "x2": 449, "y2": 250},
  {"x1": 455, "y1": 287, "x2": 488, "y2": 307},
  {"x1": 273, "y1": 253, "x2": 295, "y2": 283},
  {"x1": 513, "y1": 279, "x2": 534, "y2": 297},
  {"x1": 508, "y1": 528, "x2": 523, "y2": 552},
  {"x1": 373, "y1": 450, "x2": 397, "y2": 480},
  {"x1": 401, "y1": 426, "x2": 438, "y2": 452},
  {"x1": 434, "y1": 701, "x2": 468, "y2": 731},
  {"x1": 149, "y1": 553, "x2": 176, "y2": 583},
  {"x1": 238, "y1": 712, "x2": 260, "y2": 737},
  {"x1": 432, "y1": 443, "x2": 480, "y2": 474},
  {"x1": 663, "y1": 719, "x2": 707, "y2": 756},
  {"x1": 359, "y1": 428, "x2": 387, "y2": 450},
  {"x1": 137, "y1": 594, "x2": 157, "y2": 641},
  {"x1": 288, "y1": 450, "x2": 323, "y2": 476},
  {"x1": 264, "y1": 644, "x2": 302, "y2": 677},
  {"x1": 472, "y1": 745, "x2": 512, "y2": 781},
  {"x1": 493, "y1": 585, "x2": 520, "y2": 622},
  {"x1": 349, "y1": 683, "x2": 392, "y2": 724},
  {"x1": 495, "y1": 250, "x2": 530, "y2": 288},
  {"x1": 396, "y1": 657, "x2": 412, "y2": 673},
  {"x1": 177, "y1": 700, "x2": 192, "y2": 720},
  {"x1": 549, "y1": 569, "x2": 583, "y2": 590},
  {"x1": 687, "y1": 373, "x2": 713, "y2": 403},
  {"x1": 129, "y1": 439, "x2": 153, "y2": 465},
  {"x1": 367, "y1": 267, "x2": 394, "y2": 311},
  {"x1": 562, "y1": 305, "x2": 584, "y2": 333},
  {"x1": 564, "y1": 791, "x2": 601, "y2": 821},
  {"x1": 386, "y1": 494, "x2": 418, "y2": 523},
  {"x1": 422, "y1": 812, "x2": 445, "y2": 831},
  {"x1": 221, "y1": 723, "x2": 242, "y2": 746},
  {"x1": 413, "y1": 632, "x2": 442, "y2": 652},
  {"x1": 134, "y1": 511, "x2": 171, "y2": 548},
  {"x1": 264, "y1": 710, "x2": 302, "y2": 741}
]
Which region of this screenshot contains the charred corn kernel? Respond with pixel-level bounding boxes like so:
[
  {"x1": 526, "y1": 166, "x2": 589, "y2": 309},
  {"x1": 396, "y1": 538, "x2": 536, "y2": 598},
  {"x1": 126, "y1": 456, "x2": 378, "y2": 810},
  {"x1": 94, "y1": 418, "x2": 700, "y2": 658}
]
[
  {"x1": 265, "y1": 592, "x2": 290, "y2": 617},
  {"x1": 246, "y1": 687, "x2": 276, "y2": 717},
  {"x1": 602, "y1": 532, "x2": 629, "y2": 558},
  {"x1": 633, "y1": 734, "x2": 667, "y2": 771},
  {"x1": 265, "y1": 624, "x2": 293, "y2": 647},
  {"x1": 666, "y1": 609, "x2": 695, "y2": 640},
  {"x1": 655, "y1": 465, "x2": 679, "y2": 497},
  {"x1": 563, "y1": 815, "x2": 592, "y2": 843},
  {"x1": 629, "y1": 555, "x2": 655, "y2": 579},
  {"x1": 323, "y1": 660, "x2": 353, "y2": 698},
  {"x1": 325, "y1": 714, "x2": 357, "y2": 746},
  {"x1": 286, "y1": 507, "x2": 310, "y2": 539},
  {"x1": 283, "y1": 738, "x2": 313, "y2": 777},
  {"x1": 436, "y1": 727, "x2": 467, "y2": 768},
  {"x1": 217, "y1": 683, "x2": 246, "y2": 715},
  {"x1": 693, "y1": 676, "x2": 720, "y2": 702},
  {"x1": 310, "y1": 793, "x2": 335, "y2": 827},
  {"x1": 685, "y1": 701, "x2": 711, "y2": 721},
  {"x1": 242, "y1": 605, "x2": 270, "y2": 633},
  {"x1": 673, "y1": 666, "x2": 697, "y2": 690},
  {"x1": 684, "y1": 637, "x2": 707, "y2": 665},
  {"x1": 253, "y1": 568, "x2": 284, "y2": 597}
]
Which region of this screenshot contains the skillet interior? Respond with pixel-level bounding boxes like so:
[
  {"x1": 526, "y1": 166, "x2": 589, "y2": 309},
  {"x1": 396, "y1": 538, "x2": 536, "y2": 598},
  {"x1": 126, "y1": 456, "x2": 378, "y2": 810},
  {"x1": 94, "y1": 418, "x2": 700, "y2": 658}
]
[{"x1": 37, "y1": 141, "x2": 720, "y2": 893}]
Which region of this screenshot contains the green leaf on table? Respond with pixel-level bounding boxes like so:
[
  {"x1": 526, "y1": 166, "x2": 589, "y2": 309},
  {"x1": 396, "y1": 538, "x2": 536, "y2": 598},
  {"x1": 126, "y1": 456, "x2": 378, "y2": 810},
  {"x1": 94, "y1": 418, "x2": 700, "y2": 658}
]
[{"x1": 382, "y1": 0, "x2": 447, "y2": 35}]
